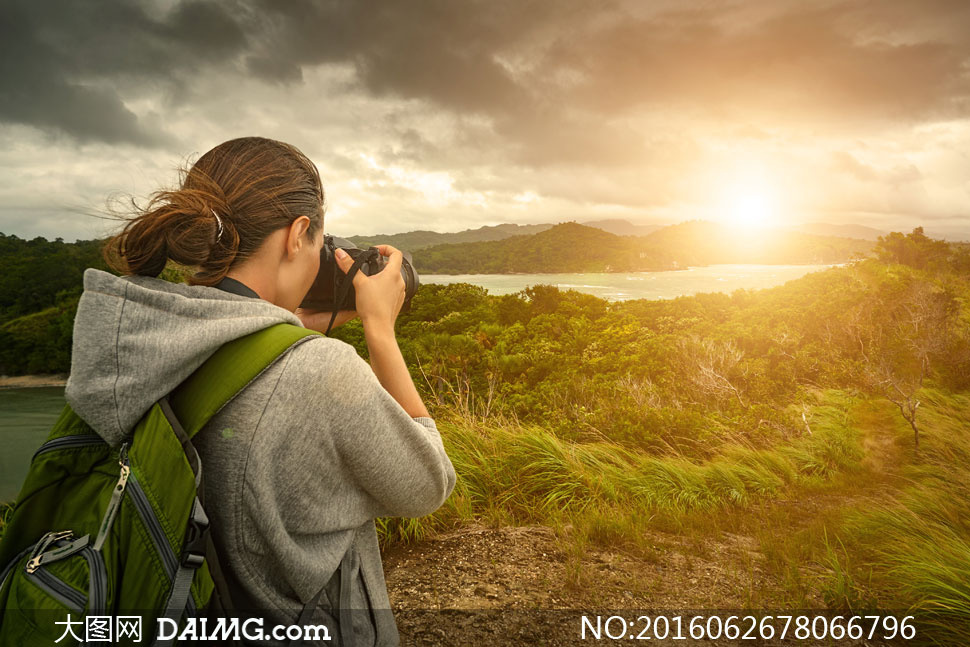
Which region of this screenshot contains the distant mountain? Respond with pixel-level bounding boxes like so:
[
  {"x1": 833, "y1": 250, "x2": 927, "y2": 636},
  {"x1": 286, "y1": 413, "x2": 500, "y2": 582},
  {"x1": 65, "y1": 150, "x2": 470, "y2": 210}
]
[
  {"x1": 342, "y1": 219, "x2": 665, "y2": 251},
  {"x1": 343, "y1": 223, "x2": 553, "y2": 250},
  {"x1": 414, "y1": 222, "x2": 680, "y2": 274},
  {"x1": 413, "y1": 220, "x2": 875, "y2": 274},
  {"x1": 643, "y1": 220, "x2": 874, "y2": 266},
  {"x1": 791, "y1": 222, "x2": 887, "y2": 241},
  {"x1": 580, "y1": 219, "x2": 664, "y2": 237}
]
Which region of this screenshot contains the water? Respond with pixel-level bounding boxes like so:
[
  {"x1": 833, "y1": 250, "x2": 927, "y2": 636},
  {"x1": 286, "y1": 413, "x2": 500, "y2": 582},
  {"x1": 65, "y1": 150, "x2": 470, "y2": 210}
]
[
  {"x1": 0, "y1": 386, "x2": 66, "y2": 502},
  {"x1": 421, "y1": 263, "x2": 838, "y2": 301},
  {"x1": 0, "y1": 263, "x2": 837, "y2": 501}
]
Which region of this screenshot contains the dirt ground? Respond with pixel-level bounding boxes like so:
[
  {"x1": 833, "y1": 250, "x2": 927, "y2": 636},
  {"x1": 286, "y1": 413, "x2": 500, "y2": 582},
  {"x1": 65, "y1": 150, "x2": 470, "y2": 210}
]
[{"x1": 382, "y1": 523, "x2": 829, "y2": 647}]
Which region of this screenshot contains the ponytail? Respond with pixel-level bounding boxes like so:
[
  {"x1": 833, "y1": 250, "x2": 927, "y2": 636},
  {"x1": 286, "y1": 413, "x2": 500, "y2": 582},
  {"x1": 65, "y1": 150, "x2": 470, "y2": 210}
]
[{"x1": 103, "y1": 137, "x2": 324, "y2": 286}]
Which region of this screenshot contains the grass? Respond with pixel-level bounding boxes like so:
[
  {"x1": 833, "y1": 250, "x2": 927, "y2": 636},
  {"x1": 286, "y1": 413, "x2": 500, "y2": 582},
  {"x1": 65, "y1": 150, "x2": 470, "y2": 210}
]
[
  {"x1": 383, "y1": 389, "x2": 863, "y2": 541},
  {"x1": 372, "y1": 386, "x2": 970, "y2": 644},
  {"x1": 373, "y1": 387, "x2": 869, "y2": 591},
  {"x1": 835, "y1": 388, "x2": 970, "y2": 645}
]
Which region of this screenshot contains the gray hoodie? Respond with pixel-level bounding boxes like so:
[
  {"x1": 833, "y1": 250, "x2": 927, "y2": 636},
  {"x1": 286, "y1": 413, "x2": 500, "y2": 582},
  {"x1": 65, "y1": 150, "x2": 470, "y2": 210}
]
[{"x1": 65, "y1": 268, "x2": 456, "y2": 646}]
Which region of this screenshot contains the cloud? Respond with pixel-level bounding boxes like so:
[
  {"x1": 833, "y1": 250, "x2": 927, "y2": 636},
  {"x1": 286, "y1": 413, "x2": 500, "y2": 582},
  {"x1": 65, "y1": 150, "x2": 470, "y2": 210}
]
[
  {"x1": 556, "y1": 3, "x2": 970, "y2": 126},
  {"x1": 0, "y1": 0, "x2": 246, "y2": 145},
  {"x1": 7, "y1": 0, "x2": 970, "y2": 149},
  {"x1": 1, "y1": 0, "x2": 970, "y2": 240}
]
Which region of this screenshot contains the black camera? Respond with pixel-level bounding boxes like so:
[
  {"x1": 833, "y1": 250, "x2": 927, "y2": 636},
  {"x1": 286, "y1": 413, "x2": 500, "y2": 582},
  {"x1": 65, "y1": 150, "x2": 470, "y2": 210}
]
[{"x1": 300, "y1": 235, "x2": 419, "y2": 313}]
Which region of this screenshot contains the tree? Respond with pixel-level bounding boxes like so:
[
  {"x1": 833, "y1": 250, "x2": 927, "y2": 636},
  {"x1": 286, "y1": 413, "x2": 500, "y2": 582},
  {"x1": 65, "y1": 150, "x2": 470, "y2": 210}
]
[
  {"x1": 874, "y1": 227, "x2": 950, "y2": 270},
  {"x1": 677, "y1": 335, "x2": 748, "y2": 409},
  {"x1": 861, "y1": 277, "x2": 960, "y2": 450}
]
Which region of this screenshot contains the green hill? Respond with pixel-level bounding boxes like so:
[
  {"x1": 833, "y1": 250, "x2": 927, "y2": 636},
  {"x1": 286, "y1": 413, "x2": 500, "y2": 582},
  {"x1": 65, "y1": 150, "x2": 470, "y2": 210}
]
[
  {"x1": 0, "y1": 233, "x2": 107, "y2": 325},
  {"x1": 414, "y1": 222, "x2": 681, "y2": 274},
  {"x1": 344, "y1": 223, "x2": 554, "y2": 251},
  {"x1": 413, "y1": 220, "x2": 874, "y2": 274},
  {"x1": 344, "y1": 219, "x2": 666, "y2": 251}
]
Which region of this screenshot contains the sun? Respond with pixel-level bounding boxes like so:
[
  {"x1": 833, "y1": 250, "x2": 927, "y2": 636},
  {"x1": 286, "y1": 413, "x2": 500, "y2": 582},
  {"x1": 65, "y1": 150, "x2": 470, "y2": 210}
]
[
  {"x1": 726, "y1": 191, "x2": 775, "y2": 229},
  {"x1": 709, "y1": 158, "x2": 782, "y2": 230}
]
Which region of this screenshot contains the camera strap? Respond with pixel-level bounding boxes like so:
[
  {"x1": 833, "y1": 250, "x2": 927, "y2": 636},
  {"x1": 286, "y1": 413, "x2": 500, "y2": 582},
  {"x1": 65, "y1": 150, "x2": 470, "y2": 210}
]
[{"x1": 325, "y1": 250, "x2": 378, "y2": 336}]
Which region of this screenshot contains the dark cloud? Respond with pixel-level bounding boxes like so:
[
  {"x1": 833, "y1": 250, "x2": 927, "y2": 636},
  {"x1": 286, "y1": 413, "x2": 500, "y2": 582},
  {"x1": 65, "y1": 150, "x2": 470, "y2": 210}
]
[
  {"x1": 236, "y1": 0, "x2": 970, "y2": 164},
  {"x1": 2, "y1": 0, "x2": 970, "y2": 167},
  {"x1": 241, "y1": 0, "x2": 547, "y2": 115},
  {"x1": 0, "y1": 0, "x2": 246, "y2": 145}
]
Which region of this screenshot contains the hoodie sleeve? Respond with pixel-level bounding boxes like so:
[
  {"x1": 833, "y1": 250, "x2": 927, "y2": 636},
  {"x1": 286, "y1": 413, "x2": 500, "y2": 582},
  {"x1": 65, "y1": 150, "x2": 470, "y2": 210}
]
[{"x1": 254, "y1": 336, "x2": 456, "y2": 526}]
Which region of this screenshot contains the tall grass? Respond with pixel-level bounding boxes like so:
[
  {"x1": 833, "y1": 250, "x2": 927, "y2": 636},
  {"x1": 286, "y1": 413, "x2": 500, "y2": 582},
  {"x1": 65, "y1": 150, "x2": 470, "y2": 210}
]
[
  {"x1": 379, "y1": 387, "x2": 970, "y2": 641},
  {"x1": 842, "y1": 388, "x2": 970, "y2": 645},
  {"x1": 378, "y1": 389, "x2": 864, "y2": 548}
]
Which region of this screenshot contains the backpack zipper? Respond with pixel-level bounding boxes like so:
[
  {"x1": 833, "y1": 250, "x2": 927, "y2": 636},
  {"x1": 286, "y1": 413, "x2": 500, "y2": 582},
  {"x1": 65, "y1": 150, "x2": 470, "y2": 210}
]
[
  {"x1": 28, "y1": 566, "x2": 86, "y2": 612},
  {"x1": 32, "y1": 434, "x2": 104, "y2": 459},
  {"x1": 127, "y1": 472, "x2": 197, "y2": 615},
  {"x1": 82, "y1": 545, "x2": 107, "y2": 614},
  {"x1": 25, "y1": 534, "x2": 89, "y2": 573},
  {"x1": 127, "y1": 472, "x2": 178, "y2": 577},
  {"x1": 25, "y1": 530, "x2": 73, "y2": 571},
  {"x1": 92, "y1": 442, "x2": 131, "y2": 551}
]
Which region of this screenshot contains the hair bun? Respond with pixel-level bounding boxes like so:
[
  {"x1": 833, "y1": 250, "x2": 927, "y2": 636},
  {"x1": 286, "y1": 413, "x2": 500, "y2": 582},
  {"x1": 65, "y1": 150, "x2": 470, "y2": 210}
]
[{"x1": 103, "y1": 136, "x2": 324, "y2": 286}]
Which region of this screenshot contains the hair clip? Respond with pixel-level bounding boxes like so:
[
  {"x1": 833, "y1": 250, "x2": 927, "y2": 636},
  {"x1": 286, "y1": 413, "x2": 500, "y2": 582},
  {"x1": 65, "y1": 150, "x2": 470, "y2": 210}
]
[{"x1": 211, "y1": 208, "x2": 225, "y2": 241}]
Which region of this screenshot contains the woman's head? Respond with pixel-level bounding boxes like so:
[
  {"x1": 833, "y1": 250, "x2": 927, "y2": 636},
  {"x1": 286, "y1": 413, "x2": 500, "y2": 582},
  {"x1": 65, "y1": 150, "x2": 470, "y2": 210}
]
[{"x1": 104, "y1": 137, "x2": 325, "y2": 291}]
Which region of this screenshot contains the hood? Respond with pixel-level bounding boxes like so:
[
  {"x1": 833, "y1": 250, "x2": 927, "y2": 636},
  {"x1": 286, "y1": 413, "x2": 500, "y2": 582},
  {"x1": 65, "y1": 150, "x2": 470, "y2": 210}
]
[{"x1": 65, "y1": 268, "x2": 304, "y2": 447}]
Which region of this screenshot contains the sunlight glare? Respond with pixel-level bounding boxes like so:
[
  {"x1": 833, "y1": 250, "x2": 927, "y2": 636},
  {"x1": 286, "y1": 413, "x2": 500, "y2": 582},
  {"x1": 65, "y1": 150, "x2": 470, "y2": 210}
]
[
  {"x1": 710, "y1": 157, "x2": 782, "y2": 231},
  {"x1": 727, "y1": 191, "x2": 774, "y2": 229}
]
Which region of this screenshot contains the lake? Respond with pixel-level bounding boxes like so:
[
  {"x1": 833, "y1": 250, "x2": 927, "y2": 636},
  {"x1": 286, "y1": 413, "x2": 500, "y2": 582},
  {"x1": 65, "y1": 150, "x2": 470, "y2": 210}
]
[
  {"x1": 421, "y1": 263, "x2": 839, "y2": 301},
  {"x1": 0, "y1": 387, "x2": 68, "y2": 502},
  {"x1": 0, "y1": 263, "x2": 836, "y2": 501}
]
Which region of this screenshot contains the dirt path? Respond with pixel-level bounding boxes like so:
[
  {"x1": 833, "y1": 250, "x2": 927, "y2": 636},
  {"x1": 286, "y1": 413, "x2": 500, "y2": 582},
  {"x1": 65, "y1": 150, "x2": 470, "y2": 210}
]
[
  {"x1": 383, "y1": 524, "x2": 774, "y2": 645},
  {"x1": 381, "y1": 398, "x2": 907, "y2": 645}
]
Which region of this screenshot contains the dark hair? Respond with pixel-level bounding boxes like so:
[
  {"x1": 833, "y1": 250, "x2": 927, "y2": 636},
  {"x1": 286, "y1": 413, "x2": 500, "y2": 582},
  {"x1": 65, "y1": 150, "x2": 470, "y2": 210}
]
[{"x1": 103, "y1": 137, "x2": 325, "y2": 286}]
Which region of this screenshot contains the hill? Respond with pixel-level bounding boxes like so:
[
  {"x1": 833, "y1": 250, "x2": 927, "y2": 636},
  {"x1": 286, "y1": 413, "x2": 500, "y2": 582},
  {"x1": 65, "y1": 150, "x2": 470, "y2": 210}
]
[
  {"x1": 579, "y1": 219, "x2": 663, "y2": 237},
  {"x1": 413, "y1": 220, "x2": 874, "y2": 274},
  {"x1": 791, "y1": 221, "x2": 887, "y2": 240},
  {"x1": 0, "y1": 233, "x2": 107, "y2": 325},
  {"x1": 344, "y1": 223, "x2": 554, "y2": 250},
  {"x1": 643, "y1": 220, "x2": 875, "y2": 266},
  {"x1": 414, "y1": 222, "x2": 681, "y2": 274},
  {"x1": 344, "y1": 219, "x2": 666, "y2": 251}
]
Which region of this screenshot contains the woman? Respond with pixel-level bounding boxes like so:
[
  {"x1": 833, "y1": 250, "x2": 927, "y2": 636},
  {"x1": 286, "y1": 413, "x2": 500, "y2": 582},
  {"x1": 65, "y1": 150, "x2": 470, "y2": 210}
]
[{"x1": 64, "y1": 136, "x2": 456, "y2": 645}]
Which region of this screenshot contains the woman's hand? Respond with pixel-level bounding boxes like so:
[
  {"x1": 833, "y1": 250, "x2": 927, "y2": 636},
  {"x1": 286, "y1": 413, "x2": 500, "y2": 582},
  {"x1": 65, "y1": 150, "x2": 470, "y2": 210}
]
[
  {"x1": 333, "y1": 244, "x2": 427, "y2": 417},
  {"x1": 295, "y1": 307, "x2": 358, "y2": 332},
  {"x1": 334, "y1": 244, "x2": 406, "y2": 333}
]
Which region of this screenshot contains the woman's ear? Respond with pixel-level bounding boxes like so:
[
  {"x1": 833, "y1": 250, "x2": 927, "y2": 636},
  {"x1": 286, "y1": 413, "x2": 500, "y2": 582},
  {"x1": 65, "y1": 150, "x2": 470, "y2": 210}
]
[{"x1": 285, "y1": 216, "x2": 312, "y2": 259}]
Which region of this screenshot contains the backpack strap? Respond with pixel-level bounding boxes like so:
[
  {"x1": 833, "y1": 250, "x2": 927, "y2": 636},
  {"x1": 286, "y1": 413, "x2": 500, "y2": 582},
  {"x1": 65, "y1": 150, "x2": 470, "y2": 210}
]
[
  {"x1": 155, "y1": 322, "x2": 322, "y2": 645},
  {"x1": 169, "y1": 323, "x2": 322, "y2": 439},
  {"x1": 172, "y1": 323, "x2": 357, "y2": 644}
]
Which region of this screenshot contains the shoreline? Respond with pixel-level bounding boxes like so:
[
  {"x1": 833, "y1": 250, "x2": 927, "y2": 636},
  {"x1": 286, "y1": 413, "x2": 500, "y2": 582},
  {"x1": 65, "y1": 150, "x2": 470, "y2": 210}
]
[
  {"x1": 0, "y1": 374, "x2": 68, "y2": 389},
  {"x1": 419, "y1": 262, "x2": 849, "y2": 277}
]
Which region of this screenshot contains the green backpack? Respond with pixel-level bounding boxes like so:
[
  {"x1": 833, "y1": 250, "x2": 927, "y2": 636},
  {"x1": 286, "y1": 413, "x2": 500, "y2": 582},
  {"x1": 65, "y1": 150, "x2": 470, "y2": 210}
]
[{"x1": 0, "y1": 323, "x2": 321, "y2": 646}]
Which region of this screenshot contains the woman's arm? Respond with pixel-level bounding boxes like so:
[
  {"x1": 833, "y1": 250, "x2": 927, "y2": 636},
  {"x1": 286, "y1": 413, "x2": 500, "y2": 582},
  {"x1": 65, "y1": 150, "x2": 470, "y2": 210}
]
[
  {"x1": 335, "y1": 244, "x2": 430, "y2": 419},
  {"x1": 363, "y1": 321, "x2": 429, "y2": 418}
]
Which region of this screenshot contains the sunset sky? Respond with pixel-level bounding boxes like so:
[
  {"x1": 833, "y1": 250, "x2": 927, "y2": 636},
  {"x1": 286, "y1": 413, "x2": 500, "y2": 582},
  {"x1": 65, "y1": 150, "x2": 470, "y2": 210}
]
[{"x1": 1, "y1": 0, "x2": 969, "y2": 241}]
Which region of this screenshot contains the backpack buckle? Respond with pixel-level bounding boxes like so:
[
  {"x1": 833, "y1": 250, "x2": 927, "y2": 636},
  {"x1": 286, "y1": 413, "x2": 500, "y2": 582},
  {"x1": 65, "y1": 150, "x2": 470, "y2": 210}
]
[{"x1": 180, "y1": 499, "x2": 209, "y2": 569}]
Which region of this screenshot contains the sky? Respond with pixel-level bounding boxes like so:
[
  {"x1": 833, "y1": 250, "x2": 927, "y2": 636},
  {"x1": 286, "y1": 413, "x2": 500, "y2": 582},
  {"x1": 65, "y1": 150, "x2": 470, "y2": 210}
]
[{"x1": 1, "y1": 0, "x2": 969, "y2": 242}]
